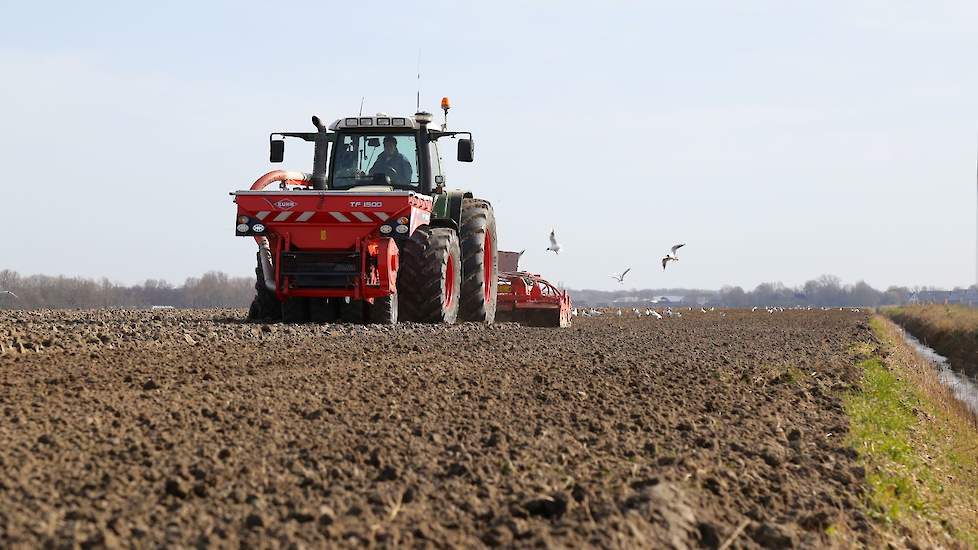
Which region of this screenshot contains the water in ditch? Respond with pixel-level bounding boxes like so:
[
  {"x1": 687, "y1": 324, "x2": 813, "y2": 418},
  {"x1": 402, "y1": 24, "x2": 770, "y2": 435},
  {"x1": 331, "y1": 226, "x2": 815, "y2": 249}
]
[{"x1": 893, "y1": 326, "x2": 978, "y2": 417}]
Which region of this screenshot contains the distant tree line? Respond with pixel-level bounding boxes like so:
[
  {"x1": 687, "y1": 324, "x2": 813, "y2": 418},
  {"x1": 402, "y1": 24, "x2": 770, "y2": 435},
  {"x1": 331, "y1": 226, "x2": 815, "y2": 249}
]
[
  {"x1": 570, "y1": 275, "x2": 959, "y2": 308},
  {"x1": 0, "y1": 269, "x2": 253, "y2": 309},
  {"x1": 0, "y1": 269, "x2": 964, "y2": 309}
]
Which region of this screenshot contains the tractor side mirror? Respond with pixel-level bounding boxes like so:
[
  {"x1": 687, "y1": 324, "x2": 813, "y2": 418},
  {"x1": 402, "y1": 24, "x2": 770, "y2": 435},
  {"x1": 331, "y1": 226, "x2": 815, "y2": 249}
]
[
  {"x1": 457, "y1": 138, "x2": 474, "y2": 162},
  {"x1": 270, "y1": 139, "x2": 285, "y2": 163},
  {"x1": 372, "y1": 173, "x2": 392, "y2": 185}
]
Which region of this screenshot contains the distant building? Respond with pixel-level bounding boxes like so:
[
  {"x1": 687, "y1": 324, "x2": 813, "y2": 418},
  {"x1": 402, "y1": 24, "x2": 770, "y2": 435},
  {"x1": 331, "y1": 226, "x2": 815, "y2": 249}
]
[
  {"x1": 910, "y1": 289, "x2": 978, "y2": 305},
  {"x1": 611, "y1": 296, "x2": 659, "y2": 305}
]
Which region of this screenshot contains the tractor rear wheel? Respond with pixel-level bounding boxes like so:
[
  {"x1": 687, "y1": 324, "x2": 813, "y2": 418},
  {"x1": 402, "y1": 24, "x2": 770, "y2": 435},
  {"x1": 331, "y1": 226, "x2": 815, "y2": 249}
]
[
  {"x1": 248, "y1": 254, "x2": 281, "y2": 322},
  {"x1": 398, "y1": 226, "x2": 461, "y2": 323},
  {"x1": 458, "y1": 198, "x2": 498, "y2": 323}
]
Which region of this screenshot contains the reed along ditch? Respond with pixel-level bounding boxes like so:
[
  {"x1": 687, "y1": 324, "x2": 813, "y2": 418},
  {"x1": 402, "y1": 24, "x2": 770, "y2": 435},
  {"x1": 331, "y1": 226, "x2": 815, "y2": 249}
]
[{"x1": 886, "y1": 315, "x2": 978, "y2": 417}]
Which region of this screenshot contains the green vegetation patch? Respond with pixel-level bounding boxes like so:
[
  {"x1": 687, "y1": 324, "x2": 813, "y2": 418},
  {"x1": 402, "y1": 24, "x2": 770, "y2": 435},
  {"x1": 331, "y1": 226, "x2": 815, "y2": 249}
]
[
  {"x1": 844, "y1": 317, "x2": 978, "y2": 547},
  {"x1": 845, "y1": 356, "x2": 925, "y2": 520}
]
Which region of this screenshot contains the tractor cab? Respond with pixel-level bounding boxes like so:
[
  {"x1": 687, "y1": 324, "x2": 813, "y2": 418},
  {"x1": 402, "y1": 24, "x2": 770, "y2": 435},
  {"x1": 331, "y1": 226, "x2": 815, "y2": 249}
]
[{"x1": 268, "y1": 107, "x2": 474, "y2": 196}]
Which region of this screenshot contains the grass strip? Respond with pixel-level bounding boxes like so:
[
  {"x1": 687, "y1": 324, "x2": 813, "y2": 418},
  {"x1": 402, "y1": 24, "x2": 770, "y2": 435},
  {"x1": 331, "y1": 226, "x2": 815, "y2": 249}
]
[{"x1": 844, "y1": 316, "x2": 978, "y2": 548}]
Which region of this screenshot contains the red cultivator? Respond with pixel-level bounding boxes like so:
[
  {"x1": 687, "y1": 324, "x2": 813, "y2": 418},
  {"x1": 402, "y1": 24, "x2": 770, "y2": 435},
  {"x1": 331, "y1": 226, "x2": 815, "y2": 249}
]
[{"x1": 494, "y1": 251, "x2": 572, "y2": 327}]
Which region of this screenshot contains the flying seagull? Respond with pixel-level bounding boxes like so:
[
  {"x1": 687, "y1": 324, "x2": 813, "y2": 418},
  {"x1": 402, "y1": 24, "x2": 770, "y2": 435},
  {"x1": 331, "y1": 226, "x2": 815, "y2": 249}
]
[
  {"x1": 610, "y1": 268, "x2": 631, "y2": 283},
  {"x1": 0, "y1": 290, "x2": 18, "y2": 299},
  {"x1": 546, "y1": 229, "x2": 562, "y2": 254},
  {"x1": 661, "y1": 242, "x2": 685, "y2": 270}
]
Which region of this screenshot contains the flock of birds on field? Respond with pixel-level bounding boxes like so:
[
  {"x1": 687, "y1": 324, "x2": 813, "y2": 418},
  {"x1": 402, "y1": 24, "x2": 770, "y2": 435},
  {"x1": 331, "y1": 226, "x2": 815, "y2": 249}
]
[
  {"x1": 571, "y1": 305, "x2": 862, "y2": 320},
  {"x1": 546, "y1": 228, "x2": 685, "y2": 284}
]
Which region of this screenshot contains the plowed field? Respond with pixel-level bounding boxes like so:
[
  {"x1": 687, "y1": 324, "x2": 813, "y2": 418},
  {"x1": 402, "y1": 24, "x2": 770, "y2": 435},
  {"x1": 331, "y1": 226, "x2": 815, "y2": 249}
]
[{"x1": 1, "y1": 309, "x2": 876, "y2": 548}]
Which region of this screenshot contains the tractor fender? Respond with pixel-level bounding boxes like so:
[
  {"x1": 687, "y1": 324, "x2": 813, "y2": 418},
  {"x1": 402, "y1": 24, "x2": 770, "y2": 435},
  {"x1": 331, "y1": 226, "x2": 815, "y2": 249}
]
[{"x1": 431, "y1": 190, "x2": 473, "y2": 232}]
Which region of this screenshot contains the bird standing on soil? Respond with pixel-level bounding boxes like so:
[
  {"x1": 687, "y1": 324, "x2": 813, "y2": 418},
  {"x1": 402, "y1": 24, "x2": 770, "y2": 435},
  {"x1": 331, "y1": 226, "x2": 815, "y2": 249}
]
[
  {"x1": 610, "y1": 268, "x2": 631, "y2": 284},
  {"x1": 651, "y1": 310, "x2": 663, "y2": 319},
  {"x1": 546, "y1": 229, "x2": 562, "y2": 254}
]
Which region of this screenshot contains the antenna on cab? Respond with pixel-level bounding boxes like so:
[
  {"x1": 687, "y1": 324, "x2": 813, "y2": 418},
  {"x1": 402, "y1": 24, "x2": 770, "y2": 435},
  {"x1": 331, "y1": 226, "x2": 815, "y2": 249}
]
[{"x1": 416, "y1": 50, "x2": 422, "y2": 112}]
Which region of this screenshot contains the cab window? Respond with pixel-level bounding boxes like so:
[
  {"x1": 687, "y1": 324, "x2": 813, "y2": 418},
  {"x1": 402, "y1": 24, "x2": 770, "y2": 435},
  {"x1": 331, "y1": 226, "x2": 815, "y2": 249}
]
[{"x1": 331, "y1": 134, "x2": 419, "y2": 188}]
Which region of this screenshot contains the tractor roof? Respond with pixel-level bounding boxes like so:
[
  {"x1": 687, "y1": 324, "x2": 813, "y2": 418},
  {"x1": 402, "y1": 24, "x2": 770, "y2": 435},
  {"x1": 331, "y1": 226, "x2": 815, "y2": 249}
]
[{"x1": 329, "y1": 114, "x2": 421, "y2": 131}]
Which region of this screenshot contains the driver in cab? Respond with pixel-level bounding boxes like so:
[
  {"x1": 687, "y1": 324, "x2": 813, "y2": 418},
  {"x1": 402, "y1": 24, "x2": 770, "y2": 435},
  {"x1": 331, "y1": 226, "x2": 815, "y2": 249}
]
[{"x1": 370, "y1": 136, "x2": 412, "y2": 185}]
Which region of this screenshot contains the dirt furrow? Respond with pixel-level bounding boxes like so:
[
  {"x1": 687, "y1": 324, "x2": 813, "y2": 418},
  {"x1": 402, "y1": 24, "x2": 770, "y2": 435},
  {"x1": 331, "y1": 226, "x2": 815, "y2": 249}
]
[{"x1": 0, "y1": 309, "x2": 875, "y2": 548}]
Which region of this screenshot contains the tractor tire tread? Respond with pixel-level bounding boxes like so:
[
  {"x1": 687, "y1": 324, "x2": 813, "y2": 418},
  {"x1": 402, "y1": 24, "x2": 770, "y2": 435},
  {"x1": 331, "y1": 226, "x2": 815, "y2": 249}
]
[
  {"x1": 248, "y1": 260, "x2": 281, "y2": 322},
  {"x1": 458, "y1": 198, "x2": 498, "y2": 323},
  {"x1": 398, "y1": 226, "x2": 460, "y2": 323}
]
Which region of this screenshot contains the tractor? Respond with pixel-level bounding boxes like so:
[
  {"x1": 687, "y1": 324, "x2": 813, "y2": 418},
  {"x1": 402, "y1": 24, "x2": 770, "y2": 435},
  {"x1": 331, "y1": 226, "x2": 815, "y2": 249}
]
[{"x1": 232, "y1": 99, "x2": 497, "y2": 324}]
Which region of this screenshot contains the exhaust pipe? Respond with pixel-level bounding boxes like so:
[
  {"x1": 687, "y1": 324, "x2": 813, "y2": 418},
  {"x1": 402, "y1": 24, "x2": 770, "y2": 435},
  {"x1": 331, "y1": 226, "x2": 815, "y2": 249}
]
[{"x1": 248, "y1": 170, "x2": 311, "y2": 292}]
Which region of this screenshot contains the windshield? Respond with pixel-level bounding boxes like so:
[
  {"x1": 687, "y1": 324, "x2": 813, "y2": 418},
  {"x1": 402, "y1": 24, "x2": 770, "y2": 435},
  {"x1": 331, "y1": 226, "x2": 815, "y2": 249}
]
[{"x1": 331, "y1": 133, "x2": 419, "y2": 189}]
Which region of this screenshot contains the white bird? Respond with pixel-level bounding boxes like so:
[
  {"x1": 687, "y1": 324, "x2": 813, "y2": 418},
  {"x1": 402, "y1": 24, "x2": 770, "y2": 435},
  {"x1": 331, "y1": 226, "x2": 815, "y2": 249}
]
[
  {"x1": 661, "y1": 243, "x2": 685, "y2": 270},
  {"x1": 572, "y1": 307, "x2": 579, "y2": 317},
  {"x1": 751, "y1": 306, "x2": 758, "y2": 312},
  {"x1": 610, "y1": 268, "x2": 631, "y2": 284},
  {"x1": 0, "y1": 290, "x2": 18, "y2": 299},
  {"x1": 616, "y1": 308, "x2": 622, "y2": 317},
  {"x1": 546, "y1": 229, "x2": 562, "y2": 254},
  {"x1": 651, "y1": 310, "x2": 663, "y2": 319},
  {"x1": 700, "y1": 307, "x2": 707, "y2": 313}
]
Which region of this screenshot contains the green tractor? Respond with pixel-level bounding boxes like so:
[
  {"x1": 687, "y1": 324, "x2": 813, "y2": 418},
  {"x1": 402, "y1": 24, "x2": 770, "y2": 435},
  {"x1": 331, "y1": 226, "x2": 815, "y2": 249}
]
[{"x1": 233, "y1": 99, "x2": 497, "y2": 324}]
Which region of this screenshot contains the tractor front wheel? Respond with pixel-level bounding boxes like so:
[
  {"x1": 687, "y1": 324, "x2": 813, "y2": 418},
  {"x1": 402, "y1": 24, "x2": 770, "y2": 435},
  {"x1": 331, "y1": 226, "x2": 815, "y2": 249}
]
[
  {"x1": 366, "y1": 292, "x2": 398, "y2": 324},
  {"x1": 248, "y1": 253, "x2": 281, "y2": 322},
  {"x1": 398, "y1": 226, "x2": 461, "y2": 323},
  {"x1": 458, "y1": 198, "x2": 498, "y2": 323}
]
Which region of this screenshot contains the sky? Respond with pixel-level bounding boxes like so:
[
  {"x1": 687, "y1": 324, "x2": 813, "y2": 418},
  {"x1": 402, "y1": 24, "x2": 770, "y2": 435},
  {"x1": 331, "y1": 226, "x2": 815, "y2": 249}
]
[{"x1": 2, "y1": 1, "x2": 977, "y2": 291}]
